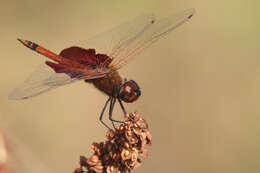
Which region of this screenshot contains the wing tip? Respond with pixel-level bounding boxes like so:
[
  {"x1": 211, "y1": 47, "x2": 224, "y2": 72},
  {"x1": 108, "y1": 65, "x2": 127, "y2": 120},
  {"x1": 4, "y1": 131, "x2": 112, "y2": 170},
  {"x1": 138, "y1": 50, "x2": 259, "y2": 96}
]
[
  {"x1": 8, "y1": 96, "x2": 26, "y2": 100},
  {"x1": 8, "y1": 88, "x2": 30, "y2": 100},
  {"x1": 186, "y1": 8, "x2": 196, "y2": 19},
  {"x1": 8, "y1": 93, "x2": 28, "y2": 100}
]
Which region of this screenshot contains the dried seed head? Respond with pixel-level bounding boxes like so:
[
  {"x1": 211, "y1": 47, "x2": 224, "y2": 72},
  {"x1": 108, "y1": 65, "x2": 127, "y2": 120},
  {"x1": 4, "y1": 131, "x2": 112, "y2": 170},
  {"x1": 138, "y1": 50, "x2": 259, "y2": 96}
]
[
  {"x1": 121, "y1": 149, "x2": 131, "y2": 160},
  {"x1": 87, "y1": 155, "x2": 100, "y2": 166},
  {"x1": 106, "y1": 130, "x2": 115, "y2": 141},
  {"x1": 73, "y1": 168, "x2": 82, "y2": 173},
  {"x1": 73, "y1": 112, "x2": 152, "y2": 173},
  {"x1": 106, "y1": 165, "x2": 120, "y2": 173},
  {"x1": 124, "y1": 142, "x2": 130, "y2": 148},
  {"x1": 140, "y1": 148, "x2": 148, "y2": 159}
]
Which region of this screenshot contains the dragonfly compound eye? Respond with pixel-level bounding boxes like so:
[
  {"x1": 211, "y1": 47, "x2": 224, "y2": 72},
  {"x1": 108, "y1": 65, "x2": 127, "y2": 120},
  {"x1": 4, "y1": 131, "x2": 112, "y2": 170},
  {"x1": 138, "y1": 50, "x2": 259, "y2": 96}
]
[{"x1": 119, "y1": 80, "x2": 141, "y2": 103}]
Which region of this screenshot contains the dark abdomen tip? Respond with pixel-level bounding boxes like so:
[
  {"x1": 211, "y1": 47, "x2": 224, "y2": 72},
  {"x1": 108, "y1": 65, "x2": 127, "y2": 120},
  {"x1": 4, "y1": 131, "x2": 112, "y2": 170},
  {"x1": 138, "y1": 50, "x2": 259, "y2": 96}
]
[{"x1": 17, "y1": 38, "x2": 38, "y2": 50}]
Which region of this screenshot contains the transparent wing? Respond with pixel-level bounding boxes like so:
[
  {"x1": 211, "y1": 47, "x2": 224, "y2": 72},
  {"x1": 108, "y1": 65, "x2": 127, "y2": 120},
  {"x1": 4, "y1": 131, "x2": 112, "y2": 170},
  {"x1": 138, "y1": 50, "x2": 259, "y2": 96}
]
[
  {"x1": 76, "y1": 8, "x2": 195, "y2": 70},
  {"x1": 8, "y1": 64, "x2": 77, "y2": 100},
  {"x1": 76, "y1": 14, "x2": 155, "y2": 58},
  {"x1": 8, "y1": 63, "x2": 110, "y2": 100},
  {"x1": 109, "y1": 8, "x2": 195, "y2": 70}
]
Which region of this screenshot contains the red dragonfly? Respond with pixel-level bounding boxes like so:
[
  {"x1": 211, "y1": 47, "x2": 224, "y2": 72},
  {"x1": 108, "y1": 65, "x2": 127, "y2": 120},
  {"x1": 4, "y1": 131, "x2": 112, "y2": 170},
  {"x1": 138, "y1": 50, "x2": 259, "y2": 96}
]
[{"x1": 9, "y1": 9, "x2": 195, "y2": 129}]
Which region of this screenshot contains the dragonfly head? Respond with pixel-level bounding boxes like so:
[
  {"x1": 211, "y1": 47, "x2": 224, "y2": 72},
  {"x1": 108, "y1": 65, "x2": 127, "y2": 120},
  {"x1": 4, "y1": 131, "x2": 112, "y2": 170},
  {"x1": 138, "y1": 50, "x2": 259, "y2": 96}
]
[{"x1": 119, "y1": 80, "x2": 141, "y2": 103}]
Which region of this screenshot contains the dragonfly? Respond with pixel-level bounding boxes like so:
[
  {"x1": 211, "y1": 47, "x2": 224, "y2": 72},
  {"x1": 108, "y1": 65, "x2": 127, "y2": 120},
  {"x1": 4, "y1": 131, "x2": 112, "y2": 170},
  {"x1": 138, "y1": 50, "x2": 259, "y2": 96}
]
[{"x1": 9, "y1": 8, "x2": 195, "y2": 129}]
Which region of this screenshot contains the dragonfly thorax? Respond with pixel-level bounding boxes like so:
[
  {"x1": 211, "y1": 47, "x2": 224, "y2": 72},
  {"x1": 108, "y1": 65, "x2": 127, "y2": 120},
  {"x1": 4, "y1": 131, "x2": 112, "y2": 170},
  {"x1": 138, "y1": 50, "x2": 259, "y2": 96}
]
[{"x1": 87, "y1": 71, "x2": 122, "y2": 96}]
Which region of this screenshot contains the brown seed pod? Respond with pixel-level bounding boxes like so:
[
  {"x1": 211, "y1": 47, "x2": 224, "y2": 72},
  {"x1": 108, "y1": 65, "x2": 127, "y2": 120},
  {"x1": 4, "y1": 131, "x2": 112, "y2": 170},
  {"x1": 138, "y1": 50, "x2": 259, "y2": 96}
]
[{"x1": 73, "y1": 112, "x2": 152, "y2": 173}]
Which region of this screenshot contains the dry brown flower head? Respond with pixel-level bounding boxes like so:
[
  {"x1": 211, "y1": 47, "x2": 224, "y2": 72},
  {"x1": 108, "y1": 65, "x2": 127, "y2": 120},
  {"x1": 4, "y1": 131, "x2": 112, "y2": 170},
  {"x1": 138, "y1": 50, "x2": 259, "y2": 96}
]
[{"x1": 73, "y1": 112, "x2": 152, "y2": 173}]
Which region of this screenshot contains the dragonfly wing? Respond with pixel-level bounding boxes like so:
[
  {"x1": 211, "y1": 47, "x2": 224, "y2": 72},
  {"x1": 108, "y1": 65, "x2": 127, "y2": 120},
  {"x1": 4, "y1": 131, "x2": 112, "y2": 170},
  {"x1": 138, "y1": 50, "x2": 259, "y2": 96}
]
[
  {"x1": 76, "y1": 14, "x2": 156, "y2": 65},
  {"x1": 44, "y1": 61, "x2": 111, "y2": 81},
  {"x1": 8, "y1": 64, "x2": 78, "y2": 100},
  {"x1": 76, "y1": 9, "x2": 195, "y2": 70},
  {"x1": 9, "y1": 63, "x2": 112, "y2": 100},
  {"x1": 108, "y1": 8, "x2": 195, "y2": 70}
]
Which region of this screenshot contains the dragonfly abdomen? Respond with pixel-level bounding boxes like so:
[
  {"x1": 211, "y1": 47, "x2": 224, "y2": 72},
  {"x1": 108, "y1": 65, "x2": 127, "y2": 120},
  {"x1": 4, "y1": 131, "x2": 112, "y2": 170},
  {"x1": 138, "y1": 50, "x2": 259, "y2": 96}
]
[
  {"x1": 17, "y1": 39, "x2": 56, "y2": 57},
  {"x1": 17, "y1": 39, "x2": 88, "y2": 69}
]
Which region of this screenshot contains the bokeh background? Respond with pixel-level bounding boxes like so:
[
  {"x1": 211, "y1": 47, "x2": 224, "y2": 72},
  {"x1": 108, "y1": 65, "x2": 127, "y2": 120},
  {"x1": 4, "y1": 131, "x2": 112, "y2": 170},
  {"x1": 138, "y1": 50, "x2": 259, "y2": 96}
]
[{"x1": 1, "y1": 0, "x2": 260, "y2": 173}]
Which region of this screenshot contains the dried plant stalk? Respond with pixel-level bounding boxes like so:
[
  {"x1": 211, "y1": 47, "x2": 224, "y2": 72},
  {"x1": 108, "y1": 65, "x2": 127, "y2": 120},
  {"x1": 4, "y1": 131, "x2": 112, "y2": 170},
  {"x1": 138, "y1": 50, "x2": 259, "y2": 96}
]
[{"x1": 73, "y1": 112, "x2": 152, "y2": 173}]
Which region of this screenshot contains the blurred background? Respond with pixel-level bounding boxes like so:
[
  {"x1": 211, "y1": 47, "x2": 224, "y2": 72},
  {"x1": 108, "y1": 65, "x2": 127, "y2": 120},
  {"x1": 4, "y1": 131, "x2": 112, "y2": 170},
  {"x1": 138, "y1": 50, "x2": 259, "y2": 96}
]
[{"x1": 1, "y1": 0, "x2": 260, "y2": 173}]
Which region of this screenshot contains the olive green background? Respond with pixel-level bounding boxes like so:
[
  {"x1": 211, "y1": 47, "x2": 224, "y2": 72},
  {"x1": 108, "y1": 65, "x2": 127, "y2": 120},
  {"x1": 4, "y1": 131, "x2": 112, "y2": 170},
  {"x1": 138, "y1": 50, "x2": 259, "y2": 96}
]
[{"x1": 1, "y1": 0, "x2": 260, "y2": 173}]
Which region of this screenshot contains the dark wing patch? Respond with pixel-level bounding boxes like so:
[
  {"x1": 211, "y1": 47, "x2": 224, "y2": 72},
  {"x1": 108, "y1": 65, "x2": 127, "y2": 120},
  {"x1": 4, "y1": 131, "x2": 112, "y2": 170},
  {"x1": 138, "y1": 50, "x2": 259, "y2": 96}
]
[
  {"x1": 45, "y1": 61, "x2": 82, "y2": 78},
  {"x1": 59, "y1": 46, "x2": 112, "y2": 67}
]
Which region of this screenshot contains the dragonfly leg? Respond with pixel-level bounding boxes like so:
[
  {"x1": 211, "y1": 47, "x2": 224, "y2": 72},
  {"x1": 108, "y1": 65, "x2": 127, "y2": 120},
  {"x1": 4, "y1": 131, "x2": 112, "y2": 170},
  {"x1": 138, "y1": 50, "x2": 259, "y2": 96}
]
[
  {"x1": 109, "y1": 97, "x2": 117, "y2": 129},
  {"x1": 118, "y1": 98, "x2": 127, "y2": 115},
  {"x1": 107, "y1": 86, "x2": 124, "y2": 127},
  {"x1": 109, "y1": 97, "x2": 124, "y2": 126},
  {"x1": 99, "y1": 97, "x2": 112, "y2": 129}
]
